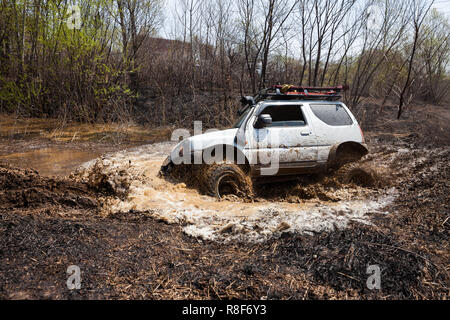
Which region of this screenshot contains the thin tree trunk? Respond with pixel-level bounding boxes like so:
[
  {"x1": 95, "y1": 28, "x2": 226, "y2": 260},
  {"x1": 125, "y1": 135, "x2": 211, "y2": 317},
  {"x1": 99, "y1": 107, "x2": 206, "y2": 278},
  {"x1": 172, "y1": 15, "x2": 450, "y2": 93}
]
[{"x1": 398, "y1": 27, "x2": 419, "y2": 119}]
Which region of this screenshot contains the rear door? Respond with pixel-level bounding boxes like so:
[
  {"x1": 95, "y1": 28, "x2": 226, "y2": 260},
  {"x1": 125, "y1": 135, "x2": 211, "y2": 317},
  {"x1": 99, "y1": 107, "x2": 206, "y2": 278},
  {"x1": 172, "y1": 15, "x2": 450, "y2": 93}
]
[{"x1": 306, "y1": 102, "x2": 362, "y2": 163}]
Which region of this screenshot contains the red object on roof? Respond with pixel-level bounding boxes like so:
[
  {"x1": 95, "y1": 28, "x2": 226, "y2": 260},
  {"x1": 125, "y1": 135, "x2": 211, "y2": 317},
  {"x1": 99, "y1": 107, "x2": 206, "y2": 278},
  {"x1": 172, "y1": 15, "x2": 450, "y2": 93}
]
[{"x1": 273, "y1": 85, "x2": 348, "y2": 91}]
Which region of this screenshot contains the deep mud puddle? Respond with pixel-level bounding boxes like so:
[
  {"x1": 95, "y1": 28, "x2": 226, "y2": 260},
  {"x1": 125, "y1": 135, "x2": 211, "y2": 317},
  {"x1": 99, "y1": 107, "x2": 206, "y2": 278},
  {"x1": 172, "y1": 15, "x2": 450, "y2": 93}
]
[
  {"x1": 0, "y1": 147, "x2": 104, "y2": 177},
  {"x1": 72, "y1": 142, "x2": 400, "y2": 243}
]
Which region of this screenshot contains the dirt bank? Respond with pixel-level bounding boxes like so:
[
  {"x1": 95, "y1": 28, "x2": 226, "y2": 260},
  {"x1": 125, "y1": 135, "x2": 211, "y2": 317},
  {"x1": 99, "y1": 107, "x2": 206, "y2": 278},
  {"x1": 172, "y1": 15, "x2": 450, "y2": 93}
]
[
  {"x1": 0, "y1": 165, "x2": 100, "y2": 216},
  {"x1": 0, "y1": 103, "x2": 448, "y2": 299},
  {"x1": 0, "y1": 146, "x2": 447, "y2": 299}
]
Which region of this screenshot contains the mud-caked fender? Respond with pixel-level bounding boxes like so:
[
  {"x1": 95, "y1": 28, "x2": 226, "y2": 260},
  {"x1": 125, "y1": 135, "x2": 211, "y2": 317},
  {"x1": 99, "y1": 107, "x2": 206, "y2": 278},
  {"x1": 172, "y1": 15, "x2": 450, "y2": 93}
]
[
  {"x1": 327, "y1": 142, "x2": 369, "y2": 170},
  {"x1": 201, "y1": 144, "x2": 251, "y2": 171}
]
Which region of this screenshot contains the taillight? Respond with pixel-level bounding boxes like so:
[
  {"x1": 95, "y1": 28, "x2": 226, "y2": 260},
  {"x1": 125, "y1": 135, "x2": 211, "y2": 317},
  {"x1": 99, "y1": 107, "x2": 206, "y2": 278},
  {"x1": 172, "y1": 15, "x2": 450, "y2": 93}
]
[{"x1": 359, "y1": 125, "x2": 365, "y2": 143}]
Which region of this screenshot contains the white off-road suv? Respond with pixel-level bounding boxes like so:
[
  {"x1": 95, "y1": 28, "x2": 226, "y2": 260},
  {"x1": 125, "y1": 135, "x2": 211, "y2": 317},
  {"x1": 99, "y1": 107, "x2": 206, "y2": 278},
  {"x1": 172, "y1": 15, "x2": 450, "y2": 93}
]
[{"x1": 161, "y1": 85, "x2": 368, "y2": 198}]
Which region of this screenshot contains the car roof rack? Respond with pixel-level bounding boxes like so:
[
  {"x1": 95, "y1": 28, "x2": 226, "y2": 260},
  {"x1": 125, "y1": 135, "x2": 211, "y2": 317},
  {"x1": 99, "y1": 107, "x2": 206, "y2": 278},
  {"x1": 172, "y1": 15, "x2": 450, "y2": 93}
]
[
  {"x1": 238, "y1": 85, "x2": 348, "y2": 114},
  {"x1": 254, "y1": 85, "x2": 347, "y2": 103}
]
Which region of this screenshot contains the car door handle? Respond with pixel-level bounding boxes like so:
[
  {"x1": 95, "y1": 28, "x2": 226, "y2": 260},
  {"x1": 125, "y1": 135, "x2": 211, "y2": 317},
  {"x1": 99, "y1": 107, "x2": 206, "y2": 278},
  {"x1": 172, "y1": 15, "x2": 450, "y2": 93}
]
[{"x1": 301, "y1": 131, "x2": 311, "y2": 136}]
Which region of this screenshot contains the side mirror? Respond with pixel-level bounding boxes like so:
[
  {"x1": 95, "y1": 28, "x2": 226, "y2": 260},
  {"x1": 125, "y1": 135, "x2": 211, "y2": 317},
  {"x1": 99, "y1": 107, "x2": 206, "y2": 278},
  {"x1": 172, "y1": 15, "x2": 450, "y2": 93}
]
[{"x1": 255, "y1": 114, "x2": 272, "y2": 128}]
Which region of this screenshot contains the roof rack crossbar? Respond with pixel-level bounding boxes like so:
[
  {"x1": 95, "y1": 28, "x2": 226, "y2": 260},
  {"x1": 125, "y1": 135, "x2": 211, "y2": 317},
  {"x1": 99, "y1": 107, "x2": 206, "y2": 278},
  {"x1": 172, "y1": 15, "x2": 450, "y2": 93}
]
[
  {"x1": 258, "y1": 93, "x2": 342, "y2": 100},
  {"x1": 272, "y1": 85, "x2": 348, "y2": 92},
  {"x1": 253, "y1": 85, "x2": 347, "y2": 103}
]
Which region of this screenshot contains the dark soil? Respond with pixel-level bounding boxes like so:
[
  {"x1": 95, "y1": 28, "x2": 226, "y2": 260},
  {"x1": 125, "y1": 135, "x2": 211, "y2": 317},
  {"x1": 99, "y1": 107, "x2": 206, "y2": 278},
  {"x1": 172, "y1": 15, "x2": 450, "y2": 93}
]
[
  {"x1": 0, "y1": 102, "x2": 448, "y2": 300},
  {"x1": 0, "y1": 165, "x2": 99, "y2": 212}
]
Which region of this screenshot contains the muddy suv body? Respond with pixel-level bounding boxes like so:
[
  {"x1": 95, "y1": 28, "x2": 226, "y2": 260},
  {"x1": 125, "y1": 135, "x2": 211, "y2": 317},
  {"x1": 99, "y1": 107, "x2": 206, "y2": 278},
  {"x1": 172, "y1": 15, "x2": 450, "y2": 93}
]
[{"x1": 162, "y1": 86, "x2": 368, "y2": 197}]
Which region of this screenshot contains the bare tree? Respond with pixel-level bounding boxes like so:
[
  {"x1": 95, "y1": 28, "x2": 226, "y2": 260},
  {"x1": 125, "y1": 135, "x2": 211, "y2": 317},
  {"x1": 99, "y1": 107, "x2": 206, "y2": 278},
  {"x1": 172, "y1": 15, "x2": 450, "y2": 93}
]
[
  {"x1": 238, "y1": 0, "x2": 297, "y2": 93},
  {"x1": 349, "y1": 0, "x2": 410, "y2": 108},
  {"x1": 419, "y1": 10, "x2": 450, "y2": 103},
  {"x1": 397, "y1": 0, "x2": 434, "y2": 118},
  {"x1": 114, "y1": 0, "x2": 163, "y2": 90}
]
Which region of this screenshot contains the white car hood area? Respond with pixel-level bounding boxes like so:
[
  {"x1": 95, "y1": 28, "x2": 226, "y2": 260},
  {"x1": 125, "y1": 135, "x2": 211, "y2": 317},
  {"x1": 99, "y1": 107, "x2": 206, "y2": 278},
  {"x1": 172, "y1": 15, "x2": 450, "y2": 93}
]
[{"x1": 188, "y1": 128, "x2": 239, "y2": 151}]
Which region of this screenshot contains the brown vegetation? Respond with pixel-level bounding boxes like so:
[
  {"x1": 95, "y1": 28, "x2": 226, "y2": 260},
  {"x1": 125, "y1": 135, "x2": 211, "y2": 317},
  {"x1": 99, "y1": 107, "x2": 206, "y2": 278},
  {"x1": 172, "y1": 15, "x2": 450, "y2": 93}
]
[{"x1": 0, "y1": 0, "x2": 448, "y2": 127}]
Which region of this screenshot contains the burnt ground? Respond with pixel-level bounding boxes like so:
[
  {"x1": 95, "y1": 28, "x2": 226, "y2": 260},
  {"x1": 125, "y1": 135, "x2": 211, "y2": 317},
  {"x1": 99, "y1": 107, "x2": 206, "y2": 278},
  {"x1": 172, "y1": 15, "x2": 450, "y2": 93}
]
[{"x1": 0, "y1": 102, "x2": 449, "y2": 300}]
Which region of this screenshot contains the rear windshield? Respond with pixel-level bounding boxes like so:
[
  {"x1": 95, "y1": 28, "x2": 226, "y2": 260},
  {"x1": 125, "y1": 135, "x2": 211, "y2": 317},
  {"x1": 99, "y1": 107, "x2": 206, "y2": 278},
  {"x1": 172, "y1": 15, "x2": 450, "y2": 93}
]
[{"x1": 310, "y1": 104, "x2": 353, "y2": 126}]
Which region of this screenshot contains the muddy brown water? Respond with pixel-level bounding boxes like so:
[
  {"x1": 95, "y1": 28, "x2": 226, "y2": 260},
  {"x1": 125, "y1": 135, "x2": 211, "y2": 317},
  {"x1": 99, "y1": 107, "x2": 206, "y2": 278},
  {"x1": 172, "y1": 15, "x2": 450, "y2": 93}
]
[
  {"x1": 0, "y1": 133, "x2": 400, "y2": 243},
  {"x1": 70, "y1": 142, "x2": 398, "y2": 243},
  {"x1": 0, "y1": 147, "x2": 104, "y2": 177},
  {"x1": 0, "y1": 115, "x2": 171, "y2": 176}
]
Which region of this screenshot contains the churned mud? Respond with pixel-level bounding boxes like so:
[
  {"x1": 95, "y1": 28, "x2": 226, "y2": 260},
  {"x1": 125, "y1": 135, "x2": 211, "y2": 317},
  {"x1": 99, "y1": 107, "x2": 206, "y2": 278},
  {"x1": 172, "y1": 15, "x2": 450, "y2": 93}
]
[
  {"x1": 71, "y1": 142, "x2": 397, "y2": 243},
  {"x1": 0, "y1": 165, "x2": 99, "y2": 215},
  {"x1": 0, "y1": 103, "x2": 448, "y2": 299}
]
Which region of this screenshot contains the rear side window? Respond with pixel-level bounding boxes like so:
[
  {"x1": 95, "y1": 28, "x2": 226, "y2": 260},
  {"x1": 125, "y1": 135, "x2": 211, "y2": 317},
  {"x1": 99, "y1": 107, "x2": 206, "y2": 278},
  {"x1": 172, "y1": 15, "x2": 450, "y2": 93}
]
[
  {"x1": 310, "y1": 104, "x2": 353, "y2": 126},
  {"x1": 260, "y1": 105, "x2": 306, "y2": 127}
]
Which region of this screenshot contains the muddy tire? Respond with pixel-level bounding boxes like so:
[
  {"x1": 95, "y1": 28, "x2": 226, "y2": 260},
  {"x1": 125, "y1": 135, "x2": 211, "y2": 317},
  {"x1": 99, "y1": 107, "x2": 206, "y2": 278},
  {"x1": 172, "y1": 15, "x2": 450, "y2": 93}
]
[{"x1": 204, "y1": 163, "x2": 253, "y2": 199}]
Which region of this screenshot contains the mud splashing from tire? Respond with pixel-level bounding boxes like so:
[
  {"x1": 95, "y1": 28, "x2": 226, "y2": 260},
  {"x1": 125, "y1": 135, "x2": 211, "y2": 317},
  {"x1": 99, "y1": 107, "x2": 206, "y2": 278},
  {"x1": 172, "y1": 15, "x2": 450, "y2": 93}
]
[{"x1": 73, "y1": 142, "x2": 398, "y2": 243}]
